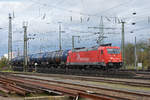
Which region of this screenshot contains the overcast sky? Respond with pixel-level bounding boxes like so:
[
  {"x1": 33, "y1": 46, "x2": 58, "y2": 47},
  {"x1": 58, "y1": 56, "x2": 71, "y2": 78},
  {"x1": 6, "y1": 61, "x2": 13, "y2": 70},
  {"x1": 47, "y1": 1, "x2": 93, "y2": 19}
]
[{"x1": 0, "y1": 0, "x2": 149, "y2": 57}]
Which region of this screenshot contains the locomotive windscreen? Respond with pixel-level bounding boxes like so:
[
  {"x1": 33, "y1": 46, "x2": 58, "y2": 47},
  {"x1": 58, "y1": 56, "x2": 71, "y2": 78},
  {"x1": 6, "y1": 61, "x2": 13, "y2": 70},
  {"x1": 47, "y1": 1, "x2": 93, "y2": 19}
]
[{"x1": 107, "y1": 48, "x2": 120, "y2": 54}]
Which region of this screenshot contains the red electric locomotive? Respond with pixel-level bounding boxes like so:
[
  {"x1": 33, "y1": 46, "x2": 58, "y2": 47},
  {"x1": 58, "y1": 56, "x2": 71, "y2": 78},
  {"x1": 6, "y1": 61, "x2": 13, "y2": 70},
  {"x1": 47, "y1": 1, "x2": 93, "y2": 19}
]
[{"x1": 66, "y1": 44, "x2": 122, "y2": 69}]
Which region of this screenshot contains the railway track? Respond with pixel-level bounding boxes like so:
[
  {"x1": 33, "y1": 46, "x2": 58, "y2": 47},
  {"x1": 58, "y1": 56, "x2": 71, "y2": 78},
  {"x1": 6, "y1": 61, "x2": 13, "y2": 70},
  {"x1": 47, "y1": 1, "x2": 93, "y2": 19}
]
[
  {"x1": 13, "y1": 67, "x2": 150, "y2": 80},
  {"x1": 9, "y1": 72, "x2": 150, "y2": 88},
  {"x1": 1, "y1": 72, "x2": 150, "y2": 100},
  {"x1": 13, "y1": 67, "x2": 137, "y2": 78}
]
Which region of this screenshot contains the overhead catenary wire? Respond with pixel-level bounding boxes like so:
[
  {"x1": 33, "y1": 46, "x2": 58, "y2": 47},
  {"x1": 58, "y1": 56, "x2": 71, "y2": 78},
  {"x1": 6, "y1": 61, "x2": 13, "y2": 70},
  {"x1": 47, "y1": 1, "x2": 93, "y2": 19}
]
[
  {"x1": 94, "y1": 0, "x2": 135, "y2": 16},
  {"x1": 30, "y1": 0, "x2": 134, "y2": 18},
  {"x1": 7, "y1": 0, "x2": 150, "y2": 56}
]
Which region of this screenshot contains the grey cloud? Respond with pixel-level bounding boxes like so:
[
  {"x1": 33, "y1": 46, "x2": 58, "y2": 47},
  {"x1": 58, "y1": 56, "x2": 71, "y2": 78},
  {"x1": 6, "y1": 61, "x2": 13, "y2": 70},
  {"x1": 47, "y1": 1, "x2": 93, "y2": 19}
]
[{"x1": 0, "y1": 0, "x2": 150, "y2": 57}]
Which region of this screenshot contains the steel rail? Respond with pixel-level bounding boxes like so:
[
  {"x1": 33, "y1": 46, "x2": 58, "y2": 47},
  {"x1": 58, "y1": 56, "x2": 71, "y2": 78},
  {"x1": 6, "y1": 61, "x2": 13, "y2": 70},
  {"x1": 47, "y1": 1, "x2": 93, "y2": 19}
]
[{"x1": 0, "y1": 75, "x2": 115, "y2": 100}]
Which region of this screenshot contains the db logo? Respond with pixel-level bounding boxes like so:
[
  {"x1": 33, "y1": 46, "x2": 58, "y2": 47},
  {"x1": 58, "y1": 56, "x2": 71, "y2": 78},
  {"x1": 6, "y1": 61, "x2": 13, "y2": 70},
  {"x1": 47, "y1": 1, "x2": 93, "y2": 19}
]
[{"x1": 76, "y1": 53, "x2": 89, "y2": 61}]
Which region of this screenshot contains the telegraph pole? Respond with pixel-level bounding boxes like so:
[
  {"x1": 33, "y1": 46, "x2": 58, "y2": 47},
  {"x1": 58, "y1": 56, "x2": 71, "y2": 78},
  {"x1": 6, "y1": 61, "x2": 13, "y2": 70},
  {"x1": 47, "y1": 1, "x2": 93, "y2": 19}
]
[
  {"x1": 58, "y1": 22, "x2": 65, "y2": 51},
  {"x1": 72, "y1": 36, "x2": 74, "y2": 50},
  {"x1": 23, "y1": 22, "x2": 28, "y2": 72},
  {"x1": 72, "y1": 36, "x2": 80, "y2": 50},
  {"x1": 88, "y1": 16, "x2": 115, "y2": 45},
  {"x1": 17, "y1": 48, "x2": 20, "y2": 57},
  {"x1": 58, "y1": 22, "x2": 62, "y2": 51},
  {"x1": 8, "y1": 13, "x2": 13, "y2": 69},
  {"x1": 134, "y1": 36, "x2": 137, "y2": 71},
  {"x1": 98, "y1": 16, "x2": 104, "y2": 45},
  {"x1": 91, "y1": 16, "x2": 104, "y2": 45},
  {"x1": 121, "y1": 21, "x2": 125, "y2": 69}
]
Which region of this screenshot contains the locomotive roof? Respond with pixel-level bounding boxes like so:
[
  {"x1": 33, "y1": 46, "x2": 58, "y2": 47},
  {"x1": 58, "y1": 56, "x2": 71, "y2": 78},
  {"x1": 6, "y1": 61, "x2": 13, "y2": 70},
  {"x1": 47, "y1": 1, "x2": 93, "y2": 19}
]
[
  {"x1": 72, "y1": 45, "x2": 119, "y2": 52},
  {"x1": 73, "y1": 46, "x2": 98, "y2": 52}
]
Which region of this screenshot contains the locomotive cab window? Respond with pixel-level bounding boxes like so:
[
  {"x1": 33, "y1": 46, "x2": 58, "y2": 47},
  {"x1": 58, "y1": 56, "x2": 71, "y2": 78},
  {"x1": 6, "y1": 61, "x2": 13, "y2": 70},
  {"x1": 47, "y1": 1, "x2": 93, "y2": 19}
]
[{"x1": 107, "y1": 48, "x2": 120, "y2": 54}]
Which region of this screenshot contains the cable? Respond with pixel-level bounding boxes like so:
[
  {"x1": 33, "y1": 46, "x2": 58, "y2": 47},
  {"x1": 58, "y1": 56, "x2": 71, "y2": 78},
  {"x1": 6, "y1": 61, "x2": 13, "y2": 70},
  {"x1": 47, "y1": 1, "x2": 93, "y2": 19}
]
[
  {"x1": 94, "y1": 0, "x2": 135, "y2": 15},
  {"x1": 30, "y1": 0, "x2": 126, "y2": 18}
]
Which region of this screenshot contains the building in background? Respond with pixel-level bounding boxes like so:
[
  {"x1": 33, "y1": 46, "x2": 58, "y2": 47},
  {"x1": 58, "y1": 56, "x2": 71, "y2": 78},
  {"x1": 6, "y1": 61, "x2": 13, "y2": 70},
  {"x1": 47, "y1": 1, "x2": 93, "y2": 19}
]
[{"x1": 3, "y1": 52, "x2": 15, "y2": 59}]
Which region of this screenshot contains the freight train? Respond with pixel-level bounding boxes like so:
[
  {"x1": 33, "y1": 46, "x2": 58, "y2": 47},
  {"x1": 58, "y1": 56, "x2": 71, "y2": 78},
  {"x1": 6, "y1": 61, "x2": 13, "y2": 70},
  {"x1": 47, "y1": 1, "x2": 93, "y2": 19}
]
[{"x1": 12, "y1": 44, "x2": 123, "y2": 71}]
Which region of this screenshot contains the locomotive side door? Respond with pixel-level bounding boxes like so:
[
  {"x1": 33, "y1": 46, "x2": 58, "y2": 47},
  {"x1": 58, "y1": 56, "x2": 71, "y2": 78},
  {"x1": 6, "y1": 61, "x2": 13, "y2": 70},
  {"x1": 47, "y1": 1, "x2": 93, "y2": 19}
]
[
  {"x1": 99, "y1": 48, "x2": 104, "y2": 63},
  {"x1": 97, "y1": 49, "x2": 101, "y2": 63}
]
